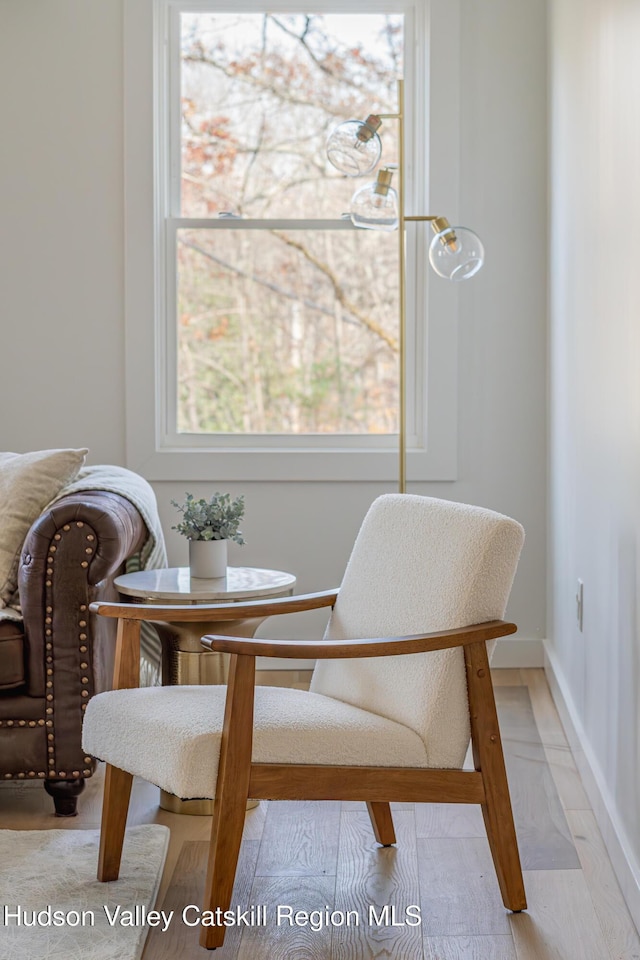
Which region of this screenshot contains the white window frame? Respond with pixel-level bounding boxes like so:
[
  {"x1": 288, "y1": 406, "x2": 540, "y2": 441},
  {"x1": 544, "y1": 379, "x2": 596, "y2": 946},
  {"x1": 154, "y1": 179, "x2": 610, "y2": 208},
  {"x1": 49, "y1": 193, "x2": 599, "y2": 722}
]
[{"x1": 124, "y1": 0, "x2": 461, "y2": 482}]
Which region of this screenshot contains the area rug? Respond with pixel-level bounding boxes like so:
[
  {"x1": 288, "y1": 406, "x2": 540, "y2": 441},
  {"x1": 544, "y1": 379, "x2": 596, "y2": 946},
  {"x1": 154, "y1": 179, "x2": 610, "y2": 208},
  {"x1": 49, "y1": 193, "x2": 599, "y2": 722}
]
[{"x1": 0, "y1": 824, "x2": 169, "y2": 960}]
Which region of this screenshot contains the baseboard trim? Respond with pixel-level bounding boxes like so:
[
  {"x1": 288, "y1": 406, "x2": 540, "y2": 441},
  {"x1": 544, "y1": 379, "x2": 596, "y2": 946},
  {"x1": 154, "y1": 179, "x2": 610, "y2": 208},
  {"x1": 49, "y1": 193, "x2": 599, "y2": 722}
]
[{"x1": 544, "y1": 640, "x2": 640, "y2": 930}]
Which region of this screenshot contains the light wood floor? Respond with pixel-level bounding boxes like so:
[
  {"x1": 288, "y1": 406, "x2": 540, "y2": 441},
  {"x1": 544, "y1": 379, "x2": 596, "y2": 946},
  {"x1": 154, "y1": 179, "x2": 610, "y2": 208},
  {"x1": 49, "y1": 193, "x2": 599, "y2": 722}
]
[{"x1": 1, "y1": 668, "x2": 639, "y2": 960}]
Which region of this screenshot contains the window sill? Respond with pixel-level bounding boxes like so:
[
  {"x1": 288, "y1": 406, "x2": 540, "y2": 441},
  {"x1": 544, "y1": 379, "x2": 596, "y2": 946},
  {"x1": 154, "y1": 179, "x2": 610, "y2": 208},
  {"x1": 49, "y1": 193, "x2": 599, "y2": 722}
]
[{"x1": 128, "y1": 445, "x2": 457, "y2": 483}]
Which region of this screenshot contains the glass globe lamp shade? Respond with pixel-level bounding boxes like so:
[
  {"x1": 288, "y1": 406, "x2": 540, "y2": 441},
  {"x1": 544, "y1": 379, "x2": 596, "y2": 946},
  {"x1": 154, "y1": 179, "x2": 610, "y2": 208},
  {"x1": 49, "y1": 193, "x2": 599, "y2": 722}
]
[
  {"x1": 428, "y1": 225, "x2": 485, "y2": 281},
  {"x1": 350, "y1": 180, "x2": 399, "y2": 231},
  {"x1": 326, "y1": 118, "x2": 382, "y2": 177}
]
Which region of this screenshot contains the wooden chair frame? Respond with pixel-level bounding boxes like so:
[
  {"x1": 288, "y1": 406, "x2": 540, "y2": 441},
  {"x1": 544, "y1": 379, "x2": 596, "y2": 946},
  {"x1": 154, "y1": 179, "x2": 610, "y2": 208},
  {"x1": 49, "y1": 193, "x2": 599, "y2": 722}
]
[{"x1": 90, "y1": 591, "x2": 526, "y2": 950}]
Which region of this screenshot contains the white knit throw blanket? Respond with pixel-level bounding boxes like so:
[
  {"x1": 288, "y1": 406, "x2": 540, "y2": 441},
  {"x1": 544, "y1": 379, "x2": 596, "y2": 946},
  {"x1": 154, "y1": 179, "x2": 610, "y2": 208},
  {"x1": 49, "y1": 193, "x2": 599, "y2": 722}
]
[{"x1": 0, "y1": 465, "x2": 167, "y2": 685}]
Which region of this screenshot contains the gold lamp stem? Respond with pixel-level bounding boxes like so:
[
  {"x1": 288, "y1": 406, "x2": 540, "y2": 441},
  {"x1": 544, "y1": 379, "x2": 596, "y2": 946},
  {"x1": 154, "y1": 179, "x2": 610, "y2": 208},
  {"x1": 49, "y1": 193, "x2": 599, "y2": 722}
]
[
  {"x1": 397, "y1": 78, "x2": 407, "y2": 494},
  {"x1": 379, "y1": 80, "x2": 451, "y2": 492}
]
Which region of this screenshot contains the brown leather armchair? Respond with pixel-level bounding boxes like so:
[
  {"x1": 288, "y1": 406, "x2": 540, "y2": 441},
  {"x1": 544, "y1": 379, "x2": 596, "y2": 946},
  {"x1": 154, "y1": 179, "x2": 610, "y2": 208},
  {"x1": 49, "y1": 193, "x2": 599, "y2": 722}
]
[{"x1": 0, "y1": 491, "x2": 146, "y2": 815}]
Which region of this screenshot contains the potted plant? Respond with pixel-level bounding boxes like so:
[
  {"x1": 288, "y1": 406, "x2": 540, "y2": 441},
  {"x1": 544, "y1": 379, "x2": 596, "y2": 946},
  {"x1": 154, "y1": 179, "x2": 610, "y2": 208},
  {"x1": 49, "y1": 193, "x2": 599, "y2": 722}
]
[{"x1": 171, "y1": 492, "x2": 245, "y2": 578}]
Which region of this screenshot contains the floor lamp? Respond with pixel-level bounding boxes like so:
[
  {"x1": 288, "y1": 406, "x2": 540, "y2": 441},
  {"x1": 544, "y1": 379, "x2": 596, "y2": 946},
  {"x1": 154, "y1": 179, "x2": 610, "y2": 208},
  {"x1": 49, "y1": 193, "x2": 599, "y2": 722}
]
[{"x1": 326, "y1": 79, "x2": 484, "y2": 492}]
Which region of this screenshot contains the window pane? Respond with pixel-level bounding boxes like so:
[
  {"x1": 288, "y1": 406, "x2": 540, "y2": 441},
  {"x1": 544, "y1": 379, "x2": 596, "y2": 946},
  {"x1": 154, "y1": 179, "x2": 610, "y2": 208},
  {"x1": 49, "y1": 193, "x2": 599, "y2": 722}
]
[
  {"x1": 176, "y1": 228, "x2": 399, "y2": 435},
  {"x1": 180, "y1": 13, "x2": 403, "y2": 218}
]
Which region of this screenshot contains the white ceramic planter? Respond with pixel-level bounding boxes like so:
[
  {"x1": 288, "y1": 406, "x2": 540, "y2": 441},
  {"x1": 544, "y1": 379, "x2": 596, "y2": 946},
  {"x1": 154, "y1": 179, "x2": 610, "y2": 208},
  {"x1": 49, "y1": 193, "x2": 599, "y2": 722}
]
[{"x1": 189, "y1": 538, "x2": 228, "y2": 579}]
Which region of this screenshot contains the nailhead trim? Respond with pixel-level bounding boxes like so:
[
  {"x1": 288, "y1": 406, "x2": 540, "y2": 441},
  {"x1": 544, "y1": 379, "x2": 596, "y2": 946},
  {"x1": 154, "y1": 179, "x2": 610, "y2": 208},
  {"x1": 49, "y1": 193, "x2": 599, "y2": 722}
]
[
  {"x1": 45, "y1": 531, "x2": 57, "y2": 776},
  {"x1": 40, "y1": 524, "x2": 97, "y2": 783},
  {"x1": 3, "y1": 524, "x2": 102, "y2": 789}
]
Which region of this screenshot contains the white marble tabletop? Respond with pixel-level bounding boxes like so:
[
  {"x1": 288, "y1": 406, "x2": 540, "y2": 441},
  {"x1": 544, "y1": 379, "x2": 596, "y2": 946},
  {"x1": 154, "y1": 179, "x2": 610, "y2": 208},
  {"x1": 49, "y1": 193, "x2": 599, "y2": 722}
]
[{"x1": 114, "y1": 566, "x2": 296, "y2": 602}]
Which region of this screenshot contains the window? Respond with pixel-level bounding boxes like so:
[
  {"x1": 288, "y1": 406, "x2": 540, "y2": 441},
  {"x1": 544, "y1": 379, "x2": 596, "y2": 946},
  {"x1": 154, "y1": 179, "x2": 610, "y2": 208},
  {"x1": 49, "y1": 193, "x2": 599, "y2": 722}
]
[
  {"x1": 124, "y1": 0, "x2": 460, "y2": 481},
  {"x1": 175, "y1": 12, "x2": 401, "y2": 439}
]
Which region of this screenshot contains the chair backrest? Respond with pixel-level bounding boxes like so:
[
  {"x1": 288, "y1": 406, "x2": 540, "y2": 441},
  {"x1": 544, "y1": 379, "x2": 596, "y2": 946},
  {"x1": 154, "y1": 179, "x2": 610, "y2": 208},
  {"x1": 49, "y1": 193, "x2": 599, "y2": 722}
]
[{"x1": 310, "y1": 495, "x2": 524, "y2": 768}]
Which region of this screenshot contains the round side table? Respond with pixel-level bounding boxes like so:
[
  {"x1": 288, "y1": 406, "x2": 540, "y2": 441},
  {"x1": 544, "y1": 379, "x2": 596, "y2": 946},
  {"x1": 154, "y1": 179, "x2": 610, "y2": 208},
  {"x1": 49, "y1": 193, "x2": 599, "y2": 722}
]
[{"x1": 114, "y1": 565, "x2": 296, "y2": 815}]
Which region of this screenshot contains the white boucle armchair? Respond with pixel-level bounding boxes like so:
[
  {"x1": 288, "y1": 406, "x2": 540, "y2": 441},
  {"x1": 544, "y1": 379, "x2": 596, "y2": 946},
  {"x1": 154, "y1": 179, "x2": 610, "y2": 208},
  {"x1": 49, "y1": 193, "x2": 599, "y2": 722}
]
[{"x1": 83, "y1": 494, "x2": 527, "y2": 950}]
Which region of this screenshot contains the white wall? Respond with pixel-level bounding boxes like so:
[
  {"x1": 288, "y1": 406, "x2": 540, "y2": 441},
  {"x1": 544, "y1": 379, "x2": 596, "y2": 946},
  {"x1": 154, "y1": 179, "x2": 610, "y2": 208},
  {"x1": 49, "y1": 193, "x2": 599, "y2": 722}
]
[
  {"x1": 0, "y1": 0, "x2": 547, "y2": 660},
  {"x1": 548, "y1": 0, "x2": 640, "y2": 908},
  {"x1": 0, "y1": 1, "x2": 126, "y2": 464}
]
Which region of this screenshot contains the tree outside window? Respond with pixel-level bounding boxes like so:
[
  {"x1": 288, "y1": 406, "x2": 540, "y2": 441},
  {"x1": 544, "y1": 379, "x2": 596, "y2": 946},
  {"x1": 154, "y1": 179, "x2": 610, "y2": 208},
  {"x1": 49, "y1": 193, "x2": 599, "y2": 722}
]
[{"x1": 174, "y1": 13, "x2": 403, "y2": 436}]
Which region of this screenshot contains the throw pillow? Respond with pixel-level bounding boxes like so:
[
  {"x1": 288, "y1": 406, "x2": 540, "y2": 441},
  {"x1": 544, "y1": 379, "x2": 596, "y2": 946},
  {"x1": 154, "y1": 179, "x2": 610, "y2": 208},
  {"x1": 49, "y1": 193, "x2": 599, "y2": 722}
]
[{"x1": 0, "y1": 448, "x2": 88, "y2": 607}]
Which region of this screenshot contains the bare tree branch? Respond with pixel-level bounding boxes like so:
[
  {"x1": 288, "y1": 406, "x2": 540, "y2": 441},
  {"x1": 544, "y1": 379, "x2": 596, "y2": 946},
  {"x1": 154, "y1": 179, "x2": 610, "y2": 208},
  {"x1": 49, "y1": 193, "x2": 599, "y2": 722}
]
[
  {"x1": 272, "y1": 231, "x2": 398, "y2": 352},
  {"x1": 268, "y1": 15, "x2": 340, "y2": 80},
  {"x1": 180, "y1": 236, "x2": 396, "y2": 352},
  {"x1": 183, "y1": 51, "x2": 337, "y2": 116},
  {"x1": 180, "y1": 237, "x2": 347, "y2": 323},
  {"x1": 184, "y1": 347, "x2": 246, "y2": 390}
]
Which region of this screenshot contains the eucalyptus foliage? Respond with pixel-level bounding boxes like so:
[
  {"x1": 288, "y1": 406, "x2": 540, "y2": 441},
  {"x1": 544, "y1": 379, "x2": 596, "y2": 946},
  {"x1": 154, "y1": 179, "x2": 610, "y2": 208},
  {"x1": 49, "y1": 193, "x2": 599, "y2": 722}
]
[{"x1": 171, "y1": 492, "x2": 246, "y2": 543}]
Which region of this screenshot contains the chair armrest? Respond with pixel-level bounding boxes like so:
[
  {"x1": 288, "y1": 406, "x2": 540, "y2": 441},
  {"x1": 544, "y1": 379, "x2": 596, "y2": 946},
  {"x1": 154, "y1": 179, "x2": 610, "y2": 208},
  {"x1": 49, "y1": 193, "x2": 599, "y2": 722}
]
[
  {"x1": 200, "y1": 620, "x2": 517, "y2": 659},
  {"x1": 90, "y1": 588, "x2": 339, "y2": 622}
]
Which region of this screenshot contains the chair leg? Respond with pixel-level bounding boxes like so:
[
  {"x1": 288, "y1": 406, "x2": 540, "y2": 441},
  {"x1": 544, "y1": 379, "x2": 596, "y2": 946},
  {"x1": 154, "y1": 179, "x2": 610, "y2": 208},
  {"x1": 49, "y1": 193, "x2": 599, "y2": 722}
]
[
  {"x1": 464, "y1": 640, "x2": 527, "y2": 912},
  {"x1": 97, "y1": 764, "x2": 134, "y2": 882},
  {"x1": 200, "y1": 654, "x2": 256, "y2": 950},
  {"x1": 366, "y1": 801, "x2": 396, "y2": 846}
]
